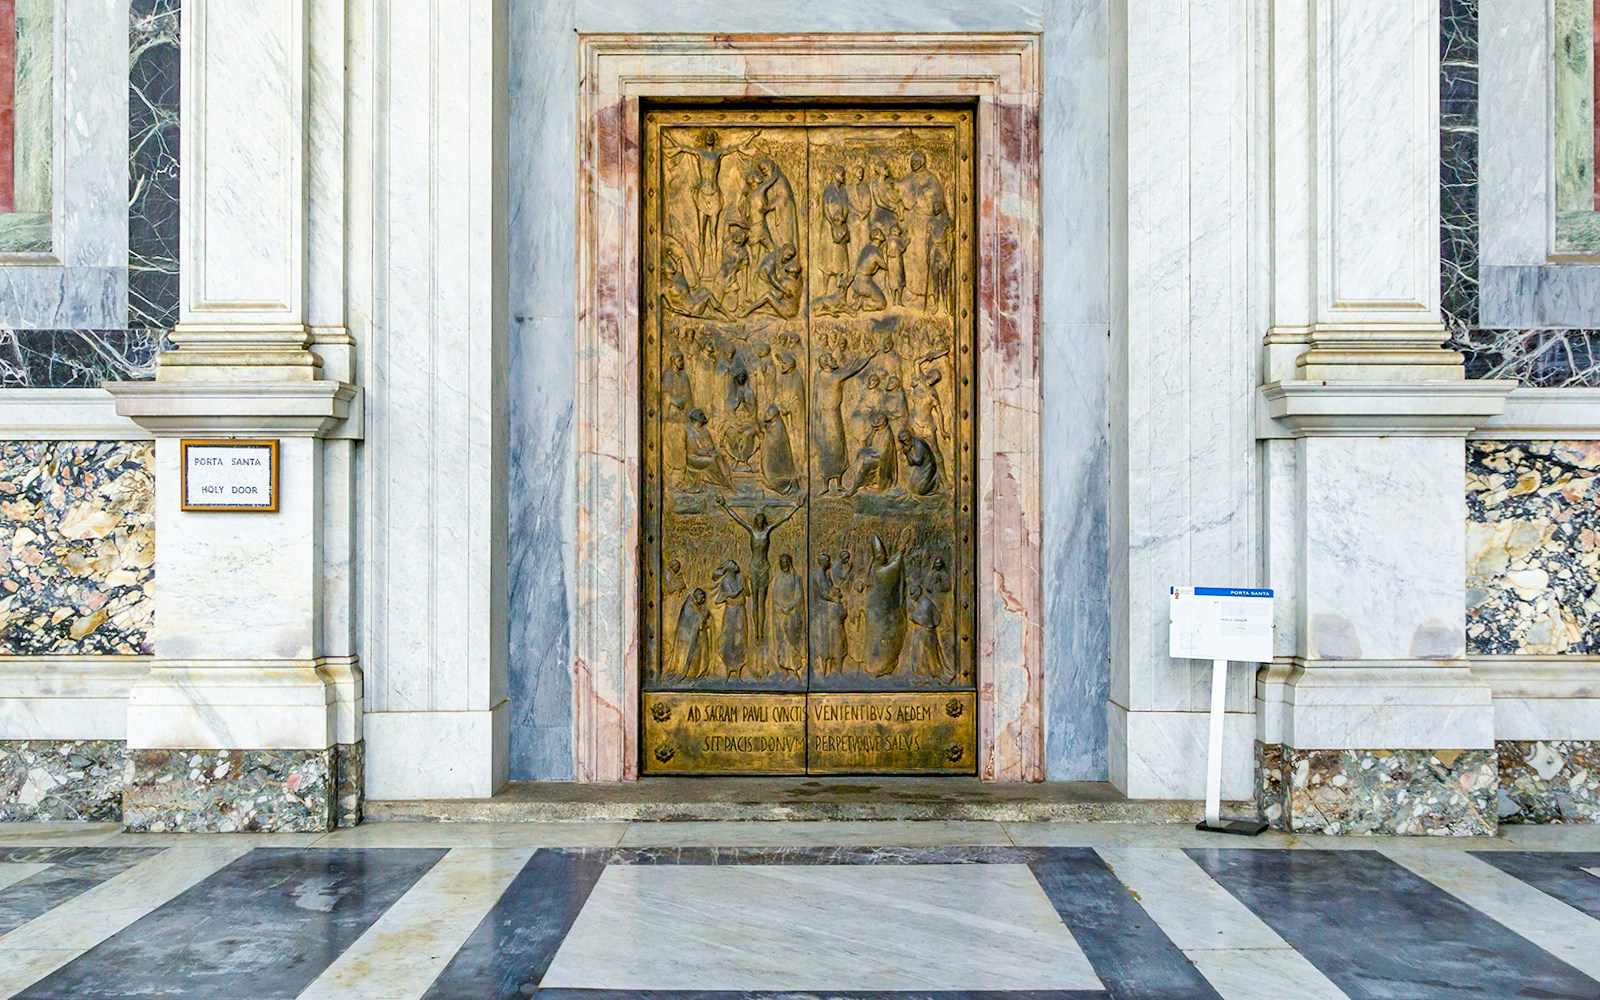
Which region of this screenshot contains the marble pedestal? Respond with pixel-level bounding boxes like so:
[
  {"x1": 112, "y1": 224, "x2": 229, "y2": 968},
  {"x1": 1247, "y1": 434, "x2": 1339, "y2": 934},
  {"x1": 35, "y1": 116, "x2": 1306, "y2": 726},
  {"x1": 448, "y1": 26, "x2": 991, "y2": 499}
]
[
  {"x1": 105, "y1": 380, "x2": 363, "y2": 831},
  {"x1": 1258, "y1": 380, "x2": 1515, "y2": 835}
]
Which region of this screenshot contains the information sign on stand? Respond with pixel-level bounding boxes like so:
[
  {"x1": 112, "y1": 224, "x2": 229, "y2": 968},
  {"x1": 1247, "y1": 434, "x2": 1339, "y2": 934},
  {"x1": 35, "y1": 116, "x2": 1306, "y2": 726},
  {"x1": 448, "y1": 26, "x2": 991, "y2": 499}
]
[{"x1": 1170, "y1": 586, "x2": 1273, "y2": 836}]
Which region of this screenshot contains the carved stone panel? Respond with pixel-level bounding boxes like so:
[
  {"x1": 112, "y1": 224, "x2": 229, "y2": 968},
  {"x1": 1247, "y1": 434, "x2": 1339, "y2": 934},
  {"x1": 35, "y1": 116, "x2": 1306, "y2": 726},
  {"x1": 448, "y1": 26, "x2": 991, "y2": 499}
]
[{"x1": 640, "y1": 108, "x2": 976, "y2": 774}]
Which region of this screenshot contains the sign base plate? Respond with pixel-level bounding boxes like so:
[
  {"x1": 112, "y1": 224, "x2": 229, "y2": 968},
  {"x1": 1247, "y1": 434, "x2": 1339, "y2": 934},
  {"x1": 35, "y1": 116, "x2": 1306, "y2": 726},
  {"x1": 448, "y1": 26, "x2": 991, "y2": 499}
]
[{"x1": 1196, "y1": 818, "x2": 1270, "y2": 837}]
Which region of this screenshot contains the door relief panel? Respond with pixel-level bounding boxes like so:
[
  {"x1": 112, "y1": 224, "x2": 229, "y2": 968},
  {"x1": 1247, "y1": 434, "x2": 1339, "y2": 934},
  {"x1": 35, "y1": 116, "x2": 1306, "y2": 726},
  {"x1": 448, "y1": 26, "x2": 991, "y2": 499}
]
[{"x1": 641, "y1": 107, "x2": 976, "y2": 775}]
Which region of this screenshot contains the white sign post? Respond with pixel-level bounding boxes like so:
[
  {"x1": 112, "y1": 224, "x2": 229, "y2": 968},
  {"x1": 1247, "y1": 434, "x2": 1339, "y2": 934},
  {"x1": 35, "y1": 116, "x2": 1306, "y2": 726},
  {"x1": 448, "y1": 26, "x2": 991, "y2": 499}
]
[{"x1": 1169, "y1": 586, "x2": 1273, "y2": 836}]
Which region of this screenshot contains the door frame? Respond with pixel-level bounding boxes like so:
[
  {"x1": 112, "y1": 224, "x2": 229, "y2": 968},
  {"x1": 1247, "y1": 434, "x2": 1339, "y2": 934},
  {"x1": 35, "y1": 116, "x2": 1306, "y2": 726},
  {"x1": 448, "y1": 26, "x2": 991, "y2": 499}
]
[{"x1": 574, "y1": 33, "x2": 1043, "y2": 781}]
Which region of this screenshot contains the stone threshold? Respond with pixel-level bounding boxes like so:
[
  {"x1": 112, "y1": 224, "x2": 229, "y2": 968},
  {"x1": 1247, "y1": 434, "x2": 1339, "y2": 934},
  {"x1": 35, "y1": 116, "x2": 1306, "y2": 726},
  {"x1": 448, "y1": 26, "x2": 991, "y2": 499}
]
[{"x1": 366, "y1": 778, "x2": 1251, "y2": 823}]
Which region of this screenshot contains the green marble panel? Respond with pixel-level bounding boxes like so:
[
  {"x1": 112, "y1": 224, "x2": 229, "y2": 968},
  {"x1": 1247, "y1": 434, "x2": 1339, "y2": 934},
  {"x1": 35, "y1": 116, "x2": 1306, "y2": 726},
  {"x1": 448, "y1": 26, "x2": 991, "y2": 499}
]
[{"x1": 1555, "y1": 0, "x2": 1600, "y2": 251}]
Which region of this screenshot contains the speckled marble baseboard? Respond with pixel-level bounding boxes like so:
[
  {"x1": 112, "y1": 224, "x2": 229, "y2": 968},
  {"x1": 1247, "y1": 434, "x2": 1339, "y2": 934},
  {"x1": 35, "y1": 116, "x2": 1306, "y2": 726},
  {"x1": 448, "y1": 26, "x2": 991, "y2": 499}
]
[
  {"x1": 335, "y1": 740, "x2": 363, "y2": 828},
  {"x1": 1498, "y1": 739, "x2": 1600, "y2": 824},
  {"x1": 1259, "y1": 745, "x2": 1498, "y2": 836},
  {"x1": 0, "y1": 739, "x2": 127, "y2": 821},
  {"x1": 1255, "y1": 740, "x2": 1288, "y2": 831},
  {"x1": 122, "y1": 748, "x2": 335, "y2": 833}
]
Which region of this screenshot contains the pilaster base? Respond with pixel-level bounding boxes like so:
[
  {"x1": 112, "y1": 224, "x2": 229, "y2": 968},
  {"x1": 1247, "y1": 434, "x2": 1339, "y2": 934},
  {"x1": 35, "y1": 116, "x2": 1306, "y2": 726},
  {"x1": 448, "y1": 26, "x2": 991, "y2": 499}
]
[
  {"x1": 1256, "y1": 741, "x2": 1497, "y2": 836},
  {"x1": 0, "y1": 739, "x2": 127, "y2": 822},
  {"x1": 121, "y1": 743, "x2": 366, "y2": 833},
  {"x1": 1498, "y1": 739, "x2": 1600, "y2": 824},
  {"x1": 336, "y1": 739, "x2": 365, "y2": 827}
]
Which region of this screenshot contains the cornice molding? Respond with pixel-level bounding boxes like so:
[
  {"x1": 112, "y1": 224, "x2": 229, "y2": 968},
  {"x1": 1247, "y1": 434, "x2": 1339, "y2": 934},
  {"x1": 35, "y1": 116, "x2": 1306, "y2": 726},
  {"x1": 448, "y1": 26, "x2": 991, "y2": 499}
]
[
  {"x1": 1259, "y1": 379, "x2": 1518, "y2": 438},
  {"x1": 103, "y1": 380, "x2": 362, "y2": 439}
]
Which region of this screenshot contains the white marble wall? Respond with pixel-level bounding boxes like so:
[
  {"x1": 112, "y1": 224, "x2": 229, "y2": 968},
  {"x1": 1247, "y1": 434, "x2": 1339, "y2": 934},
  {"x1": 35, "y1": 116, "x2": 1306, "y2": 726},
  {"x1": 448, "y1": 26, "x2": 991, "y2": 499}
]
[
  {"x1": 505, "y1": 0, "x2": 1115, "y2": 781},
  {"x1": 0, "y1": 0, "x2": 129, "y2": 328},
  {"x1": 355, "y1": 0, "x2": 510, "y2": 799},
  {"x1": 1110, "y1": 0, "x2": 1260, "y2": 799}
]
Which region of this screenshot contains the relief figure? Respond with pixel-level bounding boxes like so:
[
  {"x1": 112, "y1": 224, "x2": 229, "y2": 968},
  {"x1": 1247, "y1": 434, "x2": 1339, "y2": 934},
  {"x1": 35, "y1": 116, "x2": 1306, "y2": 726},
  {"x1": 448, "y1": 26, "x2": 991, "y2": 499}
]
[
  {"x1": 846, "y1": 163, "x2": 874, "y2": 254},
  {"x1": 666, "y1": 128, "x2": 760, "y2": 271},
  {"x1": 908, "y1": 357, "x2": 952, "y2": 474},
  {"x1": 884, "y1": 225, "x2": 907, "y2": 306},
  {"x1": 870, "y1": 159, "x2": 903, "y2": 233},
  {"x1": 771, "y1": 552, "x2": 805, "y2": 677},
  {"x1": 722, "y1": 371, "x2": 760, "y2": 472},
  {"x1": 672, "y1": 587, "x2": 713, "y2": 681},
  {"x1": 774, "y1": 351, "x2": 806, "y2": 429},
  {"x1": 899, "y1": 429, "x2": 942, "y2": 496},
  {"x1": 711, "y1": 560, "x2": 750, "y2": 677},
  {"x1": 833, "y1": 548, "x2": 865, "y2": 673},
  {"x1": 716, "y1": 224, "x2": 753, "y2": 309},
  {"x1": 662, "y1": 352, "x2": 694, "y2": 470},
  {"x1": 898, "y1": 151, "x2": 949, "y2": 307},
  {"x1": 716, "y1": 494, "x2": 806, "y2": 646},
  {"x1": 742, "y1": 243, "x2": 803, "y2": 318},
  {"x1": 849, "y1": 227, "x2": 891, "y2": 314},
  {"x1": 810, "y1": 554, "x2": 849, "y2": 675},
  {"x1": 881, "y1": 375, "x2": 909, "y2": 434},
  {"x1": 760, "y1": 404, "x2": 800, "y2": 495},
  {"x1": 663, "y1": 558, "x2": 686, "y2": 598},
  {"x1": 812, "y1": 350, "x2": 876, "y2": 494},
  {"x1": 751, "y1": 158, "x2": 798, "y2": 252},
  {"x1": 848, "y1": 414, "x2": 899, "y2": 496},
  {"x1": 904, "y1": 584, "x2": 951, "y2": 682},
  {"x1": 661, "y1": 251, "x2": 726, "y2": 319},
  {"x1": 683, "y1": 408, "x2": 731, "y2": 491},
  {"x1": 864, "y1": 529, "x2": 913, "y2": 677},
  {"x1": 821, "y1": 166, "x2": 852, "y2": 290}
]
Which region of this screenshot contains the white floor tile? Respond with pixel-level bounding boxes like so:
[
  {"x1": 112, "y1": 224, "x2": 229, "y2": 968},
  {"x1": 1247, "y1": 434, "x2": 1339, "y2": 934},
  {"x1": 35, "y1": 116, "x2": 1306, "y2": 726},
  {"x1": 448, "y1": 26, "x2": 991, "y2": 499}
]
[
  {"x1": 618, "y1": 820, "x2": 1012, "y2": 847},
  {"x1": 1188, "y1": 947, "x2": 1351, "y2": 1000},
  {"x1": 541, "y1": 862, "x2": 1101, "y2": 991},
  {"x1": 1499, "y1": 825, "x2": 1600, "y2": 852},
  {"x1": 297, "y1": 847, "x2": 534, "y2": 1000},
  {"x1": 1097, "y1": 847, "x2": 1290, "y2": 951},
  {"x1": 1098, "y1": 847, "x2": 1349, "y2": 1000},
  {"x1": 1003, "y1": 822, "x2": 1298, "y2": 849},
  {"x1": 1384, "y1": 848, "x2": 1600, "y2": 982},
  {"x1": 0, "y1": 824, "x2": 121, "y2": 847},
  {"x1": 311, "y1": 821, "x2": 628, "y2": 849}
]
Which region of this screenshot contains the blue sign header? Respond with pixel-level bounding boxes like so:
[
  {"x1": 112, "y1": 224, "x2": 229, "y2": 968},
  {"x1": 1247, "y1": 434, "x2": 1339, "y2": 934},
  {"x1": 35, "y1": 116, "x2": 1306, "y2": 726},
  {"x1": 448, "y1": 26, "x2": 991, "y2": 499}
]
[{"x1": 1189, "y1": 587, "x2": 1273, "y2": 598}]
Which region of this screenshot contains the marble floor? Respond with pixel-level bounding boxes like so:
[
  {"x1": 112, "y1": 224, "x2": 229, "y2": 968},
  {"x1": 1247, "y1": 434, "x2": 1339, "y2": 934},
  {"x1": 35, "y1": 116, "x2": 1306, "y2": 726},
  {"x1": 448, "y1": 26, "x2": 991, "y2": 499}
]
[{"x1": 0, "y1": 821, "x2": 1596, "y2": 998}]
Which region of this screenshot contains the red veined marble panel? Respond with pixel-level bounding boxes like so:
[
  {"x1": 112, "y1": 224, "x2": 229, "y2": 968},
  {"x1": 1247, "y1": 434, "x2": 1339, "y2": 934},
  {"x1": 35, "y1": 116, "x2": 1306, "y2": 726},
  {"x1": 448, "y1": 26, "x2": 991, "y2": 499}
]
[{"x1": 0, "y1": 0, "x2": 15, "y2": 214}]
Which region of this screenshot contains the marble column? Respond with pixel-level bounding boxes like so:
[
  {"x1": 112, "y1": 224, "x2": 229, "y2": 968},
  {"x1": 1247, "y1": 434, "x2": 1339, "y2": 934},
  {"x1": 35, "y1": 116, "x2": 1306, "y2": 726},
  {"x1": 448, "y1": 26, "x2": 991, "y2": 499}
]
[
  {"x1": 105, "y1": 0, "x2": 363, "y2": 832},
  {"x1": 1258, "y1": 0, "x2": 1516, "y2": 834}
]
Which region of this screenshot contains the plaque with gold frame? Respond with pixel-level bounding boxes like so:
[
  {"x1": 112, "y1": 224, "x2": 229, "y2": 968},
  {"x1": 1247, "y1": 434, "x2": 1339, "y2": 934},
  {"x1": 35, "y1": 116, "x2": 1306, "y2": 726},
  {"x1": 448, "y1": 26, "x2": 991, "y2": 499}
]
[{"x1": 180, "y1": 439, "x2": 280, "y2": 512}]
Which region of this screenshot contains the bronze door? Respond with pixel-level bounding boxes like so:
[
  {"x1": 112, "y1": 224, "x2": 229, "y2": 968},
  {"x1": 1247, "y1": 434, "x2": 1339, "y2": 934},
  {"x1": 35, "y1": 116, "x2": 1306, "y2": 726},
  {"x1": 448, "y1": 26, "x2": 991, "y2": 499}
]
[{"x1": 640, "y1": 107, "x2": 976, "y2": 775}]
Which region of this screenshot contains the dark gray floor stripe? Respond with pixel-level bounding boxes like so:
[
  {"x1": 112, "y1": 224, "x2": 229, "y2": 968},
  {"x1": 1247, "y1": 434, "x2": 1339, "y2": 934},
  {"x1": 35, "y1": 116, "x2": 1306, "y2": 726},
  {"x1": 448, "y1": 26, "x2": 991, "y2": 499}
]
[
  {"x1": 1189, "y1": 848, "x2": 1600, "y2": 1000},
  {"x1": 1029, "y1": 848, "x2": 1220, "y2": 1000},
  {"x1": 1474, "y1": 851, "x2": 1600, "y2": 923},
  {"x1": 0, "y1": 847, "x2": 160, "y2": 935},
  {"x1": 15, "y1": 847, "x2": 445, "y2": 1000},
  {"x1": 421, "y1": 848, "x2": 607, "y2": 1000}
]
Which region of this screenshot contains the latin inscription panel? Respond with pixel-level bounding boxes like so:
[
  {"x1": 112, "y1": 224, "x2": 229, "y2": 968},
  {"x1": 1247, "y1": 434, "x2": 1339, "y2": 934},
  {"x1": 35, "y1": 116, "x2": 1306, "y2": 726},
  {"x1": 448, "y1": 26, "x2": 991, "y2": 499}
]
[
  {"x1": 642, "y1": 692, "x2": 807, "y2": 775},
  {"x1": 808, "y1": 692, "x2": 976, "y2": 774}
]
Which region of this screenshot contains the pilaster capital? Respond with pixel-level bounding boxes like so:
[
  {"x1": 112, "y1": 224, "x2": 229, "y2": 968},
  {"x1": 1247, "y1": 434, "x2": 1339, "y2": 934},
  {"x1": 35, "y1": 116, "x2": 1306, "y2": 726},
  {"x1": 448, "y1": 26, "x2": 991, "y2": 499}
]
[{"x1": 1259, "y1": 379, "x2": 1517, "y2": 438}]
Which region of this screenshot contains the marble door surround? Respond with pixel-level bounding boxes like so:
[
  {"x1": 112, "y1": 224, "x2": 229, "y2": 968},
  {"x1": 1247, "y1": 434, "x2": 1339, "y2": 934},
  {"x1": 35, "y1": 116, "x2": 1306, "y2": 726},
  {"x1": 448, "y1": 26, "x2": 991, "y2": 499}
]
[{"x1": 573, "y1": 35, "x2": 1044, "y2": 781}]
